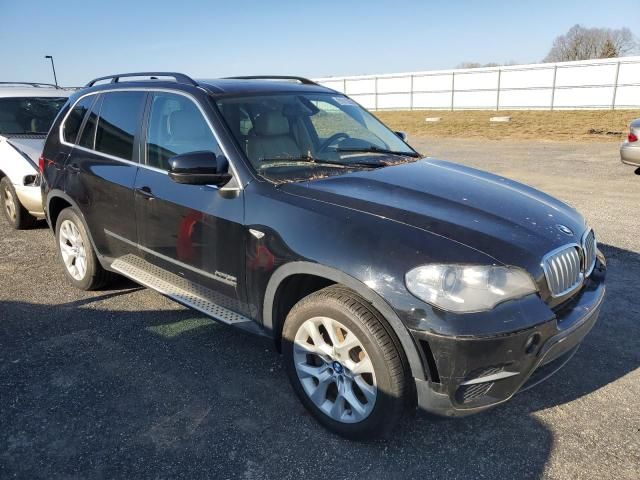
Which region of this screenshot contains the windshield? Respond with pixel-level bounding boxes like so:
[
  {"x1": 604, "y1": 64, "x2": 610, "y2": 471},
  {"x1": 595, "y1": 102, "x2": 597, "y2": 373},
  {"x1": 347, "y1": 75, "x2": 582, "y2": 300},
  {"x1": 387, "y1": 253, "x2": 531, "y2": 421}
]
[
  {"x1": 215, "y1": 93, "x2": 419, "y2": 182},
  {"x1": 0, "y1": 97, "x2": 67, "y2": 135}
]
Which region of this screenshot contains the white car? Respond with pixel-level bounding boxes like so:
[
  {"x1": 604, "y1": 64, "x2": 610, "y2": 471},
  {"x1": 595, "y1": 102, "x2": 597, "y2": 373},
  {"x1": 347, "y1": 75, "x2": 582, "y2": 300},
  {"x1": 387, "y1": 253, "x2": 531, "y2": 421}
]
[{"x1": 0, "y1": 83, "x2": 69, "y2": 228}]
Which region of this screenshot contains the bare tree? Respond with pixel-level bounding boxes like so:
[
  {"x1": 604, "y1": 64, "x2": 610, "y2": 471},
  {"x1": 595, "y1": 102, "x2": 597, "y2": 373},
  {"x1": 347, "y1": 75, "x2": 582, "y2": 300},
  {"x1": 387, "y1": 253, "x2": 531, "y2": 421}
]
[{"x1": 544, "y1": 24, "x2": 637, "y2": 62}]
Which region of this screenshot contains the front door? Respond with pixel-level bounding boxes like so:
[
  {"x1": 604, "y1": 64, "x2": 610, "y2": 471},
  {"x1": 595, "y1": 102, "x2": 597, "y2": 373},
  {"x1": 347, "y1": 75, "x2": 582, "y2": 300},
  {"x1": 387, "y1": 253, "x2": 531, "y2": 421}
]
[{"x1": 134, "y1": 91, "x2": 247, "y2": 314}]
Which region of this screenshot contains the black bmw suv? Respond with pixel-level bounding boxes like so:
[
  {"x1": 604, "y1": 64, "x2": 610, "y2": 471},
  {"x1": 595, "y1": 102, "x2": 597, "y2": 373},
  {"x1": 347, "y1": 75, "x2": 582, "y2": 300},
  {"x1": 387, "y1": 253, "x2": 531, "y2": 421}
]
[{"x1": 41, "y1": 72, "x2": 606, "y2": 439}]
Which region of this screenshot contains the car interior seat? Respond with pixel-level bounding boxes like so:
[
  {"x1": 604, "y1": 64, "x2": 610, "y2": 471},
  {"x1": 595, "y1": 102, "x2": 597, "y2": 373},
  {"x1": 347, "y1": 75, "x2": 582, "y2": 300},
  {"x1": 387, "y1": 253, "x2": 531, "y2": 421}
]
[{"x1": 246, "y1": 110, "x2": 301, "y2": 162}]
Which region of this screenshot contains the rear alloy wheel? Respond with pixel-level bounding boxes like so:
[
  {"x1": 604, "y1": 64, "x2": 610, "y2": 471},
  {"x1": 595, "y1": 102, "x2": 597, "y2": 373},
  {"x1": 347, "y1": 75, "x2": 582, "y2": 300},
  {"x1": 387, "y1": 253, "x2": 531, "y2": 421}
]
[
  {"x1": 58, "y1": 219, "x2": 88, "y2": 281},
  {"x1": 283, "y1": 286, "x2": 410, "y2": 439},
  {"x1": 55, "y1": 208, "x2": 114, "y2": 290},
  {"x1": 0, "y1": 177, "x2": 37, "y2": 229}
]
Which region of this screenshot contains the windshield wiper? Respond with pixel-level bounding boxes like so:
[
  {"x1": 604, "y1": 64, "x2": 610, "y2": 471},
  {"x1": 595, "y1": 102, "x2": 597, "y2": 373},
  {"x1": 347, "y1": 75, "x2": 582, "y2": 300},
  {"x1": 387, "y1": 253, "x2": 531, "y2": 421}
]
[
  {"x1": 257, "y1": 155, "x2": 386, "y2": 169},
  {"x1": 336, "y1": 146, "x2": 421, "y2": 158}
]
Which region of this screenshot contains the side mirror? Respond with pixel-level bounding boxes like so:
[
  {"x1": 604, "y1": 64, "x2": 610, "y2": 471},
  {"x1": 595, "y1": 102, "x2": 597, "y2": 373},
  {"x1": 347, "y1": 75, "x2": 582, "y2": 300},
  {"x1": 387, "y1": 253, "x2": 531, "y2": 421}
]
[
  {"x1": 168, "y1": 151, "x2": 232, "y2": 186},
  {"x1": 395, "y1": 131, "x2": 408, "y2": 141}
]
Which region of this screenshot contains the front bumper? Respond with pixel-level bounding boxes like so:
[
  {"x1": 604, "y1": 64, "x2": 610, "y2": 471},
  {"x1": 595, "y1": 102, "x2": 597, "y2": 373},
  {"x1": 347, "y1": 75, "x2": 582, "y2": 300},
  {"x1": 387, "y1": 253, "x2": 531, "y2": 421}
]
[
  {"x1": 412, "y1": 259, "x2": 606, "y2": 417},
  {"x1": 14, "y1": 184, "x2": 44, "y2": 217},
  {"x1": 620, "y1": 143, "x2": 640, "y2": 167}
]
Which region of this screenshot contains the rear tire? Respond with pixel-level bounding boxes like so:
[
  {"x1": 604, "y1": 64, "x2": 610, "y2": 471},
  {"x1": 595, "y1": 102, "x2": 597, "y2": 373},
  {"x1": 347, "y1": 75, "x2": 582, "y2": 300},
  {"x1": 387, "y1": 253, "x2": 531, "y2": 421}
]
[
  {"x1": 0, "y1": 177, "x2": 37, "y2": 229},
  {"x1": 55, "y1": 208, "x2": 114, "y2": 290},
  {"x1": 282, "y1": 285, "x2": 410, "y2": 440}
]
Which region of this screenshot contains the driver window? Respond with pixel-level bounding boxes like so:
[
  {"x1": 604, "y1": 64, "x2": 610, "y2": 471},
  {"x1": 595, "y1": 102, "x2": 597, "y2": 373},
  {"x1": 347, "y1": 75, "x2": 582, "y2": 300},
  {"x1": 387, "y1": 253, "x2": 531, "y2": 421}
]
[
  {"x1": 309, "y1": 100, "x2": 381, "y2": 147},
  {"x1": 146, "y1": 93, "x2": 222, "y2": 170}
]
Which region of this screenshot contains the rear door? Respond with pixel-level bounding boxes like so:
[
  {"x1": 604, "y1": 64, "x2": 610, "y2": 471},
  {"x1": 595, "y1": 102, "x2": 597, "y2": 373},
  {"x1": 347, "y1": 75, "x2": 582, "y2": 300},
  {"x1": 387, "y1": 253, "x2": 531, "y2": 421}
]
[
  {"x1": 64, "y1": 91, "x2": 147, "y2": 257},
  {"x1": 134, "y1": 91, "x2": 247, "y2": 314}
]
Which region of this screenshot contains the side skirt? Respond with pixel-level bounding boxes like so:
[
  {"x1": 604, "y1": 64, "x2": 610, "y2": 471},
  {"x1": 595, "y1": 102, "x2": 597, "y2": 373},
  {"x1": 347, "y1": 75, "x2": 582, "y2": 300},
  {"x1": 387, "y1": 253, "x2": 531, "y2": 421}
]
[{"x1": 111, "y1": 254, "x2": 266, "y2": 336}]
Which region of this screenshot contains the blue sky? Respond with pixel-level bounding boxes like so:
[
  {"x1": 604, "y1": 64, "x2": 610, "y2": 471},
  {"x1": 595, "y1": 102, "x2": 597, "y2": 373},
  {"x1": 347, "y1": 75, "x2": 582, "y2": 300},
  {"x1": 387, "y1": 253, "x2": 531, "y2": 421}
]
[{"x1": 1, "y1": 0, "x2": 638, "y2": 86}]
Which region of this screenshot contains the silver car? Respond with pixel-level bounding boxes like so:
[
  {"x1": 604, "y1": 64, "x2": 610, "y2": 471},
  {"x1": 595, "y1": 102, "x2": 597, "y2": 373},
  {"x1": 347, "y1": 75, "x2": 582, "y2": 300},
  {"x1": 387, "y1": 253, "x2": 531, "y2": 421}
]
[
  {"x1": 620, "y1": 119, "x2": 640, "y2": 169},
  {"x1": 0, "y1": 83, "x2": 69, "y2": 228}
]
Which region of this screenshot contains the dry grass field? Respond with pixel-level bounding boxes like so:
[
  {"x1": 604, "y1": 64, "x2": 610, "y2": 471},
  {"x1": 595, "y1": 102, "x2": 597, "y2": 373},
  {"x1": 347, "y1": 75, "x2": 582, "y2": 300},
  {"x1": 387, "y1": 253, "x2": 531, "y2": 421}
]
[{"x1": 375, "y1": 109, "x2": 640, "y2": 142}]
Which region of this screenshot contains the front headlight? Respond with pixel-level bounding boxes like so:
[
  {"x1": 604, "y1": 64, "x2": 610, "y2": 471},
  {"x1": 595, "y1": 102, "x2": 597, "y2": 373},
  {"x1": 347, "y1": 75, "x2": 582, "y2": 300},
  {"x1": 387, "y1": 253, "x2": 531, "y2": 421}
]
[{"x1": 405, "y1": 264, "x2": 537, "y2": 313}]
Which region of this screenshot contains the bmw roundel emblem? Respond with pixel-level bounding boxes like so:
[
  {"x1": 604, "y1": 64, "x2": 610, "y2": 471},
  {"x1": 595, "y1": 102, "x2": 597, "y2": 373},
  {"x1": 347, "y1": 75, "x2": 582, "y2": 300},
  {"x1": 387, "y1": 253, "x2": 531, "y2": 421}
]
[{"x1": 556, "y1": 224, "x2": 573, "y2": 235}]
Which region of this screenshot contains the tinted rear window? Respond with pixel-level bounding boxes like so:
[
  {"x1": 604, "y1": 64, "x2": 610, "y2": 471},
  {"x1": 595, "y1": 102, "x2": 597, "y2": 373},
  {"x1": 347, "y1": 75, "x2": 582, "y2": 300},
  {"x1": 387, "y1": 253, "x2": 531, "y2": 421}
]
[
  {"x1": 0, "y1": 97, "x2": 67, "y2": 136},
  {"x1": 78, "y1": 95, "x2": 102, "y2": 149},
  {"x1": 94, "y1": 91, "x2": 145, "y2": 161},
  {"x1": 64, "y1": 96, "x2": 94, "y2": 144}
]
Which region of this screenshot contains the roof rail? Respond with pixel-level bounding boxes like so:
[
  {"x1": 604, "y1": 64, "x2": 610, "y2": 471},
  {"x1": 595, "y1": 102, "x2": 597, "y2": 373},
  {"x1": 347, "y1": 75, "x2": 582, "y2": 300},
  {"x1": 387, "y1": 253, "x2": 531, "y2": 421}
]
[
  {"x1": 224, "y1": 75, "x2": 319, "y2": 86},
  {"x1": 0, "y1": 82, "x2": 62, "y2": 89},
  {"x1": 85, "y1": 72, "x2": 198, "y2": 87}
]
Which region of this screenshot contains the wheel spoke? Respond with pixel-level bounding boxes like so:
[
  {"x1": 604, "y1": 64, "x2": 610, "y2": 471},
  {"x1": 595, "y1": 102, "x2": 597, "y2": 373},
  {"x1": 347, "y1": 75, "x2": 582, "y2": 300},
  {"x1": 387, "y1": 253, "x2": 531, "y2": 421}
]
[
  {"x1": 76, "y1": 256, "x2": 86, "y2": 277},
  {"x1": 309, "y1": 375, "x2": 333, "y2": 404},
  {"x1": 330, "y1": 394, "x2": 346, "y2": 419},
  {"x1": 354, "y1": 375, "x2": 377, "y2": 403},
  {"x1": 296, "y1": 362, "x2": 326, "y2": 380},
  {"x1": 343, "y1": 384, "x2": 367, "y2": 419},
  {"x1": 60, "y1": 224, "x2": 71, "y2": 242},
  {"x1": 321, "y1": 317, "x2": 340, "y2": 347},
  {"x1": 302, "y1": 322, "x2": 333, "y2": 356},
  {"x1": 63, "y1": 251, "x2": 75, "y2": 267},
  {"x1": 349, "y1": 356, "x2": 374, "y2": 376},
  {"x1": 334, "y1": 332, "x2": 360, "y2": 357},
  {"x1": 294, "y1": 341, "x2": 322, "y2": 358},
  {"x1": 304, "y1": 321, "x2": 325, "y2": 348}
]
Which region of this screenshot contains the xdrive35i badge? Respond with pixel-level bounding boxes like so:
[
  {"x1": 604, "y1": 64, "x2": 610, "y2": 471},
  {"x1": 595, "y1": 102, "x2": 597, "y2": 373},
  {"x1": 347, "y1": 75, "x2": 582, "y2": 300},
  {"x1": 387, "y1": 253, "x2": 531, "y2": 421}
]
[{"x1": 556, "y1": 224, "x2": 573, "y2": 235}]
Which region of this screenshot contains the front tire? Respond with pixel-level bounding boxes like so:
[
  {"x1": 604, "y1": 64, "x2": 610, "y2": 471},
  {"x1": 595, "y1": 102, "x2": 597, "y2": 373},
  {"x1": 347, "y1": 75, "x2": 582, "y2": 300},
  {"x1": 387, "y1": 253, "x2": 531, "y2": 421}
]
[
  {"x1": 282, "y1": 286, "x2": 411, "y2": 440},
  {"x1": 55, "y1": 208, "x2": 113, "y2": 290},
  {"x1": 0, "y1": 177, "x2": 37, "y2": 229}
]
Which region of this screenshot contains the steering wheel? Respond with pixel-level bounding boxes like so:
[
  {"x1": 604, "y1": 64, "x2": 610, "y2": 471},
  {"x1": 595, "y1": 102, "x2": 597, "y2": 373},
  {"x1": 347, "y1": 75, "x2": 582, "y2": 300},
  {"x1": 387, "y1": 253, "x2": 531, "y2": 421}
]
[{"x1": 318, "y1": 132, "x2": 350, "y2": 152}]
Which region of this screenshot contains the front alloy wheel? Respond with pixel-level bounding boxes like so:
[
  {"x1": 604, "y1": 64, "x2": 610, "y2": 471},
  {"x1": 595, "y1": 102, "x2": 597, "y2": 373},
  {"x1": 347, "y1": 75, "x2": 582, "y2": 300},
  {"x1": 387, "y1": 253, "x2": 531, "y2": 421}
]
[
  {"x1": 283, "y1": 286, "x2": 411, "y2": 440},
  {"x1": 293, "y1": 316, "x2": 377, "y2": 423}
]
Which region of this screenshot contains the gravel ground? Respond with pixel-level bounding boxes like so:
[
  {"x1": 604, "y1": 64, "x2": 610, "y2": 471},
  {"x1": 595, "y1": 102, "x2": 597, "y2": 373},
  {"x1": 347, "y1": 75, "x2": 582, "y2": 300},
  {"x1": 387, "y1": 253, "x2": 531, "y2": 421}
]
[{"x1": 1, "y1": 139, "x2": 639, "y2": 479}]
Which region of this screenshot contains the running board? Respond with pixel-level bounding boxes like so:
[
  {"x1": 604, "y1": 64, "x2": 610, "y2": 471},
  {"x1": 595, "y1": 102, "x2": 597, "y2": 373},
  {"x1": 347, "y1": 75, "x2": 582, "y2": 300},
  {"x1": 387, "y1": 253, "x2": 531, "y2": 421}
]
[{"x1": 111, "y1": 254, "x2": 253, "y2": 326}]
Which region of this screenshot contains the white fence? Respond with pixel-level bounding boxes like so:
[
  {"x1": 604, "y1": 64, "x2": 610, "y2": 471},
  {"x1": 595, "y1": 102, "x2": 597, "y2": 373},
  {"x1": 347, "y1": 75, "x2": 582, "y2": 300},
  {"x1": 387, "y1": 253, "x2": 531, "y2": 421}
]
[{"x1": 314, "y1": 56, "x2": 640, "y2": 111}]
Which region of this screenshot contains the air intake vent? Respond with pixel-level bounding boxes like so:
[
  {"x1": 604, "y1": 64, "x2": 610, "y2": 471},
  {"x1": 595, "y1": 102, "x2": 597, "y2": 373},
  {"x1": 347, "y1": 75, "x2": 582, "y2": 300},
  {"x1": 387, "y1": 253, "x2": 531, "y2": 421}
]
[{"x1": 455, "y1": 366, "x2": 503, "y2": 404}]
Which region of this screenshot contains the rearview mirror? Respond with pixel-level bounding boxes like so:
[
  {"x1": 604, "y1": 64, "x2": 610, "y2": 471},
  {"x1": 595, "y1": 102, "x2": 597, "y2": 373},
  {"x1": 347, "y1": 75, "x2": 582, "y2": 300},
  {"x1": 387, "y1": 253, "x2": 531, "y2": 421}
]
[
  {"x1": 168, "y1": 151, "x2": 232, "y2": 186},
  {"x1": 395, "y1": 131, "x2": 408, "y2": 141}
]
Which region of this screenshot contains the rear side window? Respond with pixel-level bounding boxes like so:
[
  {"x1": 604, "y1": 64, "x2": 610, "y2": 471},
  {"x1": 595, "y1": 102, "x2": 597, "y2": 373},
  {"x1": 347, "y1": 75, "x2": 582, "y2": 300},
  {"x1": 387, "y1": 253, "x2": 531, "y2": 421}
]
[
  {"x1": 63, "y1": 96, "x2": 94, "y2": 143},
  {"x1": 78, "y1": 95, "x2": 102, "y2": 149},
  {"x1": 146, "y1": 92, "x2": 221, "y2": 170},
  {"x1": 95, "y1": 91, "x2": 146, "y2": 161}
]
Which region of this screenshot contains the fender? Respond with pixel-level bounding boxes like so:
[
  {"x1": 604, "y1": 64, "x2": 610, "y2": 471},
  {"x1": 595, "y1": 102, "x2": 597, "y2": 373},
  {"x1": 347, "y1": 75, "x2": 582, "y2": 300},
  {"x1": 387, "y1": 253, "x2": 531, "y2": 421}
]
[{"x1": 263, "y1": 261, "x2": 426, "y2": 381}]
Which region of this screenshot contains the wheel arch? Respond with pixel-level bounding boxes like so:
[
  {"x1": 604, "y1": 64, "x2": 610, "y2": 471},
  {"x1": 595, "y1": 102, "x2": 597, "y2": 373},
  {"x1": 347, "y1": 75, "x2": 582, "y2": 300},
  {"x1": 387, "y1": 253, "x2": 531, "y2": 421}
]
[
  {"x1": 263, "y1": 261, "x2": 426, "y2": 381},
  {"x1": 46, "y1": 191, "x2": 105, "y2": 265},
  {"x1": 46, "y1": 191, "x2": 75, "y2": 231}
]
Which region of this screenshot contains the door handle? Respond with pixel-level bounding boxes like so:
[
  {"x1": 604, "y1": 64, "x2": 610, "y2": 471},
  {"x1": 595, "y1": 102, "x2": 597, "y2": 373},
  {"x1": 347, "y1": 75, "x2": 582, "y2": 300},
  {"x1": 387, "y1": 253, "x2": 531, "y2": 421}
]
[
  {"x1": 67, "y1": 163, "x2": 80, "y2": 174},
  {"x1": 136, "y1": 186, "x2": 155, "y2": 199}
]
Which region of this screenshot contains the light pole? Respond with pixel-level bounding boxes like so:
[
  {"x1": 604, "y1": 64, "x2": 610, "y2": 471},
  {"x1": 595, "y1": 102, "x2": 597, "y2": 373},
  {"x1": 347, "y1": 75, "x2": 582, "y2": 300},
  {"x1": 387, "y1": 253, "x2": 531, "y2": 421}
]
[{"x1": 44, "y1": 55, "x2": 58, "y2": 87}]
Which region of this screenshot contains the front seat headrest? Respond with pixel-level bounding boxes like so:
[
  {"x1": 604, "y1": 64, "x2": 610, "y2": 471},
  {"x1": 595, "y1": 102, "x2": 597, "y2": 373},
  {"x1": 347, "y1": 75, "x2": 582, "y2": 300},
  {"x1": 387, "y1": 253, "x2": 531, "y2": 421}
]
[{"x1": 253, "y1": 111, "x2": 290, "y2": 136}]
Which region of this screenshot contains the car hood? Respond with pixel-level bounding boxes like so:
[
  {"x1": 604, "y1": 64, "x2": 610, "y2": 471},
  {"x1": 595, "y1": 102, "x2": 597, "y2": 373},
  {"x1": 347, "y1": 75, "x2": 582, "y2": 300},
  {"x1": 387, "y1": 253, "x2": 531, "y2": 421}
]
[
  {"x1": 5, "y1": 136, "x2": 46, "y2": 169},
  {"x1": 282, "y1": 158, "x2": 587, "y2": 270}
]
